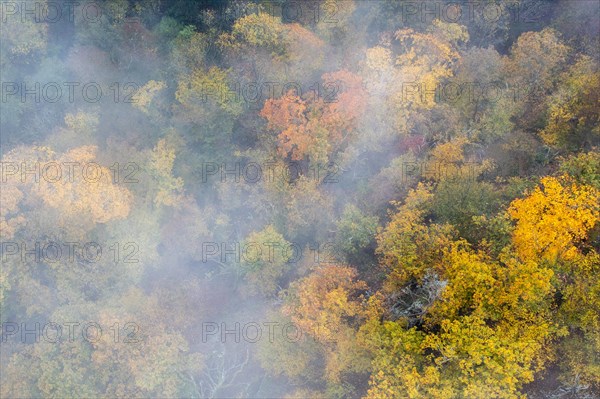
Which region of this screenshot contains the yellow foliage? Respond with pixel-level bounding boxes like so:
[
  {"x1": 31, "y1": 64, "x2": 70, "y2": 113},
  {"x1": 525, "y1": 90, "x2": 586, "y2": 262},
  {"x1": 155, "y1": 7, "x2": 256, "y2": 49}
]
[
  {"x1": 148, "y1": 139, "x2": 184, "y2": 207},
  {"x1": 64, "y1": 111, "x2": 99, "y2": 134},
  {"x1": 218, "y1": 12, "x2": 286, "y2": 59},
  {"x1": 373, "y1": 21, "x2": 467, "y2": 134},
  {"x1": 175, "y1": 66, "x2": 243, "y2": 121},
  {"x1": 35, "y1": 146, "x2": 133, "y2": 225},
  {"x1": 282, "y1": 265, "x2": 370, "y2": 382},
  {"x1": 377, "y1": 183, "x2": 456, "y2": 288},
  {"x1": 540, "y1": 56, "x2": 600, "y2": 150},
  {"x1": 283, "y1": 264, "x2": 367, "y2": 342},
  {"x1": 505, "y1": 28, "x2": 570, "y2": 91},
  {"x1": 508, "y1": 176, "x2": 600, "y2": 263},
  {"x1": 365, "y1": 46, "x2": 392, "y2": 72},
  {"x1": 91, "y1": 289, "x2": 201, "y2": 398},
  {"x1": 132, "y1": 80, "x2": 166, "y2": 114}
]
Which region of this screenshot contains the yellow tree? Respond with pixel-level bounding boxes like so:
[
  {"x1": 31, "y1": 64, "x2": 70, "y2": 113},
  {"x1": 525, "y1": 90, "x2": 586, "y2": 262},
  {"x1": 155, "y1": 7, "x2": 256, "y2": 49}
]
[
  {"x1": 174, "y1": 66, "x2": 243, "y2": 152},
  {"x1": 132, "y1": 80, "x2": 167, "y2": 118},
  {"x1": 367, "y1": 168, "x2": 577, "y2": 398},
  {"x1": 282, "y1": 264, "x2": 371, "y2": 384},
  {"x1": 2, "y1": 145, "x2": 133, "y2": 238},
  {"x1": 508, "y1": 174, "x2": 600, "y2": 390},
  {"x1": 392, "y1": 20, "x2": 467, "y2": 131},
  {"x1": 556, "y1": 250, "x2": 600, "y2": 390},
  {"x1": 360, "y1": 20, "x2": 467, "y2": 139},
  {"x1": 146, "y1": 138, "x2": 184, "y2": 208},
  {"x1": 504, "y1": 28, "x2": 570, "y2": 93},
  {"x1": 540, "y1": 56, "x2": 600, "y2": 151},
  {"x1": 503, "y1": 28, "x2": 570, "y2": 131},
  {"x1": 376, "y1": 183, "x2": 456, "y2": 290},
  {"x1": 0, "y1": 0, "x2": 47, "y2": 69},
  {"x1": 218, "y1": 12, "x2": 287, "y2": 59},
  {"x1": 218, "y1": 11, "x2": 325, "y2": 83},
  {"x1": 366, "y1": 240, "x2": 559, "y2": 399},
  {"x1": 91, "y1": 288, "x2": 204, "y2": 398},
  {"x1": 34, "y1": 146, "x2": 133, "y2": 232},
  {"x1": 508, "y1": 176, "x2": 599, "y2": 264},
  {"x1": 174, "y1": 66, "x2": 243, "y2": 127}
]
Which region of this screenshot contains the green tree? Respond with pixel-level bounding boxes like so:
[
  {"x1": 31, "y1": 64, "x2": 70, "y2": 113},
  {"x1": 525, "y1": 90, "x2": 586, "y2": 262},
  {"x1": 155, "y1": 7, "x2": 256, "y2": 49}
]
[
  {"x1": 240, "y1": 225, "x2": 292, "y2": 297},
  {"x1": 335, "y1": 204, "x2": 378, "y2": 266}
]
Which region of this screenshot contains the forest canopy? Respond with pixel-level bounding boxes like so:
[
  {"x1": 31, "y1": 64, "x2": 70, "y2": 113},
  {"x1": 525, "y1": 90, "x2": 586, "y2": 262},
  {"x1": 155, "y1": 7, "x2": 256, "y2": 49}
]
[{"x1": 0, "y1": 1, "x2": 599, "y2": 398}]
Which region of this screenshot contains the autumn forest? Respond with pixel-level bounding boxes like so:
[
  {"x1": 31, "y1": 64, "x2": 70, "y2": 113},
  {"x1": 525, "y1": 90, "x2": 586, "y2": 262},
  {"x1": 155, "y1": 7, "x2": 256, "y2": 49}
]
[{"x1": 0, "y1": 0, "x2": 599, "y2": 398}]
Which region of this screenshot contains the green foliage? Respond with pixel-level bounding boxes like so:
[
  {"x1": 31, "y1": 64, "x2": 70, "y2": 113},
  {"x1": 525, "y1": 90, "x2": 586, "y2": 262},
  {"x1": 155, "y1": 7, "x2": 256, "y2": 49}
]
[
  {"x1": 2, "y1": 2, "x2": 599, "y2": 398},
  {"x1": 559, "y1": 150, "x2": 600, "y2": 189},
  {"x1": 335, "y1": 204, "x2": 378, "y2": 265},
  {"x1": 431, "y1": 179, "x2": 500, "y2": 243},
  {"x1": 218, "y1": 12, "x2": 287, "y2": 59},
  {"x1": 174, "y1": 66, "x2": 244, "y2": 152},
  {"x1": 240, "y1": 225, "x2": 292, "y2": 296},
  {"x1": 541, "y1": 56, "x2": 600, "y2": 151},
  {"x1": 256, "y1": 312, "x2": 324, "y2": 383}
]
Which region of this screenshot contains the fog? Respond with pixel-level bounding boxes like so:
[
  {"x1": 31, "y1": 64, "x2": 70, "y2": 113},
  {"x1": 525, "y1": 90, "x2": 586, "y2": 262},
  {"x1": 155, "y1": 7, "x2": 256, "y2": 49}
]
[{"x1": 1, "y1": 1, "x2": 599, "y2": 398}]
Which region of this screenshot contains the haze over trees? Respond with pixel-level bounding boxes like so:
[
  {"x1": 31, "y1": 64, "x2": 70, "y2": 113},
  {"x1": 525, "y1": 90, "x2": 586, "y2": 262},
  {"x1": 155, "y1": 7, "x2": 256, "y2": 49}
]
[{"x1": 0, "y1": 0, "x2": 599, "y2": 398}]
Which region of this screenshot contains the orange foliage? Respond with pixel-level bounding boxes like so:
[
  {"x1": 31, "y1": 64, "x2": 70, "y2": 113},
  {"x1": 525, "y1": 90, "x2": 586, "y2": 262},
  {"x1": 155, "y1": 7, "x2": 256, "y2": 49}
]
[
  {"x1": 260, "y1": 70, "x2": 367, "y2": 162},
  {"x1": 282, "y1": 264, "x2": 368, "y2": 342}
]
